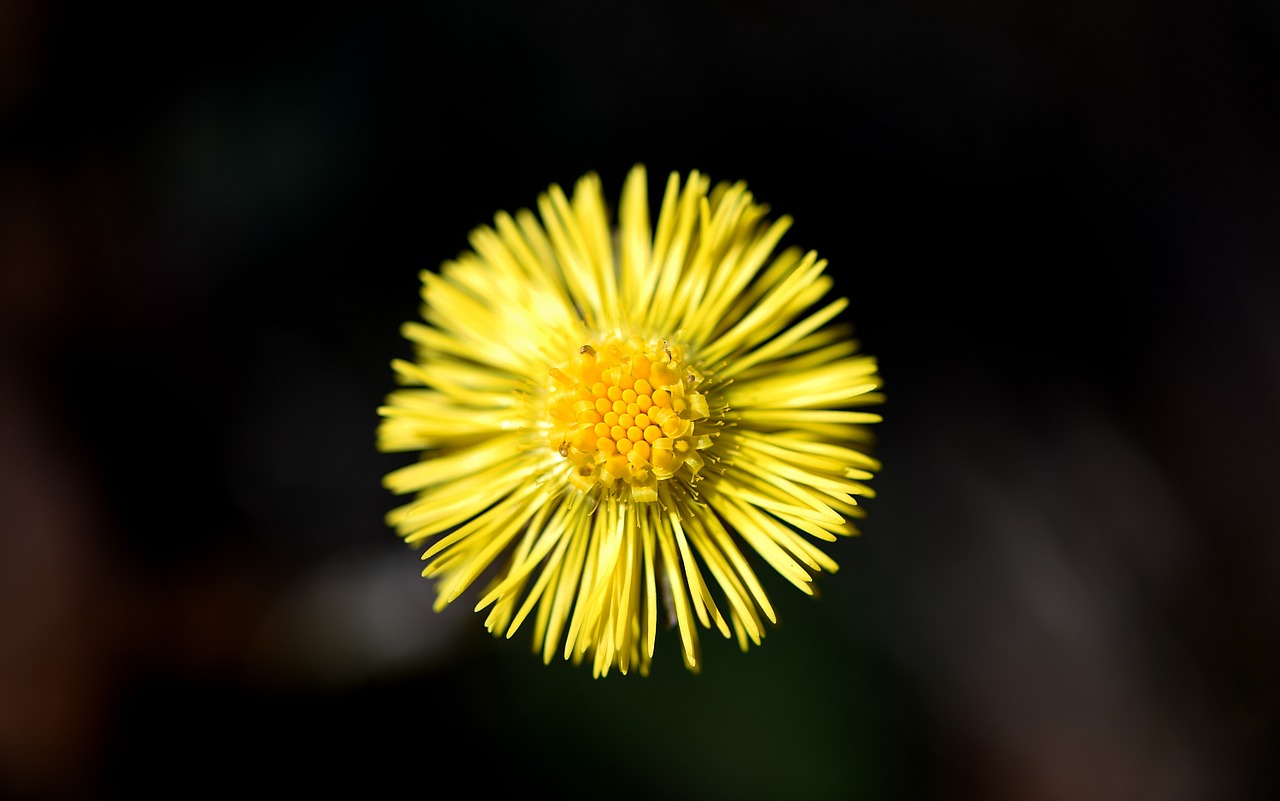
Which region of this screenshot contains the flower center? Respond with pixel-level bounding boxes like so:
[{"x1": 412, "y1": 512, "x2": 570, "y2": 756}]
[{"x1": 546, "y1": 337, "x2": 712, "y2": 503}]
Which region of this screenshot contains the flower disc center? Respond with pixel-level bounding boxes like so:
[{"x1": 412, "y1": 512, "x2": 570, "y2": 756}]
[{"x1": 546, "y1": 337, "x2": 711, "y2": 503}]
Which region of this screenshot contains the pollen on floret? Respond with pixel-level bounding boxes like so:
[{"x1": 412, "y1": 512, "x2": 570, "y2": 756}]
[{"x1": 545, "y1": 337, "x2": 714, "y2": 501}]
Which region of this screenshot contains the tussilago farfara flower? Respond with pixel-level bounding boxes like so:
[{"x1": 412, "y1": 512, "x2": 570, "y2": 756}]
[{"x1": 377, "y1": 165, "x2": 883, "y2": 676}]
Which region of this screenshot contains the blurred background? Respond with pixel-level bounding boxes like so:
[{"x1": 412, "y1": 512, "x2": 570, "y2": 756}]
[{"x1": 2, "y1": 0, "x2": 1278, "y2": 798}]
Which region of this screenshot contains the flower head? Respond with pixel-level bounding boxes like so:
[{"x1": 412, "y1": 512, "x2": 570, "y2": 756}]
[{"x1": 377, "y1": 166, "x2": 882, "y2": 676}]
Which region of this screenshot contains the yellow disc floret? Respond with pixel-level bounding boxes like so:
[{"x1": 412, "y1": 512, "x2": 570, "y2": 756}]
[{"x1": 546, "y1": 338, "x2": 713, "y2": 503}]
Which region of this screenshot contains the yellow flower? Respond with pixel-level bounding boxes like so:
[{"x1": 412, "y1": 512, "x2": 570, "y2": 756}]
[{"x1": 377, "y1": 165, "x2": 883, "y2": 676}]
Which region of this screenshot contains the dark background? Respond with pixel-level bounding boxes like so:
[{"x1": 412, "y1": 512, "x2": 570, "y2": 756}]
[{"x1": 2, "y1": 1, "x2": 1278, "y2": 798}]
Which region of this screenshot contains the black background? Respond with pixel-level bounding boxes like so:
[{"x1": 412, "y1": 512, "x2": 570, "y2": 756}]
[{"x1": 2, "y1": 1, "x2": 1278, "y2": 799}]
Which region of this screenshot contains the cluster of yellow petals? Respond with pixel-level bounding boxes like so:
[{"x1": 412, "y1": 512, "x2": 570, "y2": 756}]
[
  {"x1": 546, "y1": 338, "x2": 712, "y2": 502},
  {"x1": 377, "y1": 165, "x2": 885, "y2": 676}
]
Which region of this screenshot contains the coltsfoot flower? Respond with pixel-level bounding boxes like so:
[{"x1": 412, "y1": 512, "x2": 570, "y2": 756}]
[{"x1": 377, "y1": 165, "x2": 883, "y2": 676}]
